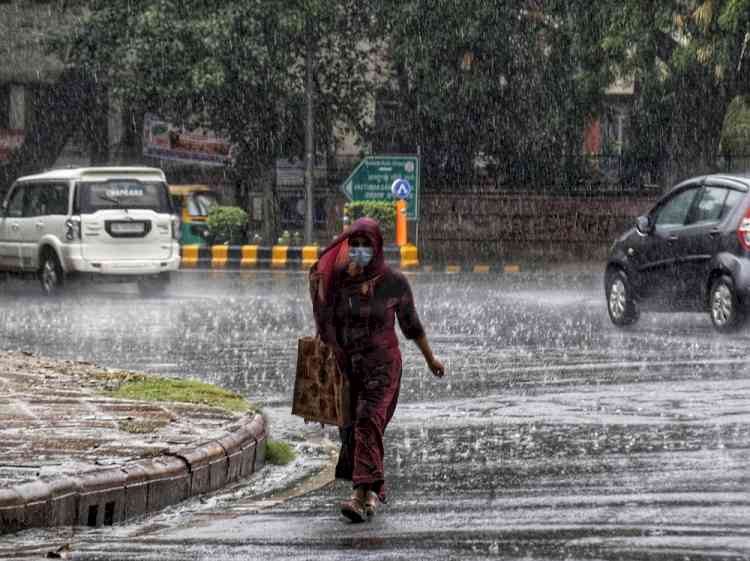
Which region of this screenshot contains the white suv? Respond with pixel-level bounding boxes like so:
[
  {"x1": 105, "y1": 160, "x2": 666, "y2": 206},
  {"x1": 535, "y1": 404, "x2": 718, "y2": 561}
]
[{"x1": 0, "y1": 167, "x2": 180, "y2": 294}]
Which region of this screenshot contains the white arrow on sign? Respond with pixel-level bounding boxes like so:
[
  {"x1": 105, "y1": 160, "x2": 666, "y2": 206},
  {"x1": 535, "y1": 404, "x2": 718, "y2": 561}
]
[
  {"x1": 391, "y1": 178, "x2": 412, "y2": 199},
  {"x1": 342, "y1": 179, "x2": 353, "y2": 200}
]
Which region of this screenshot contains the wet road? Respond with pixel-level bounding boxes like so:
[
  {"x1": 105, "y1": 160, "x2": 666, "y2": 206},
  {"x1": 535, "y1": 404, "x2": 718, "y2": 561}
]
[{"x1": 2, "y1": 271, "x2": 750, "y2": 560}]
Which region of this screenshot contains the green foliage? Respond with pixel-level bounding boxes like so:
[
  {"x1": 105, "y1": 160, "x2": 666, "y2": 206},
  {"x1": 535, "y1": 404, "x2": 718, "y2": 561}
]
[
  {"x1": 58, "y1": 1, "x2": 379, "y2": 241},
  {"x1": 207, "y1": 206, "x2": 248, "y2": 244},
  {"x1": 722, "y1": 96, "x2": 750, "y2": 154},
  {"x1": 108, "y1": 376, "x2": 253, "y2": 413},
  {"x1": 371, "y1": 1, "x2": 606, "y2": 188},
  {"x1": 569, "y1": 0, "x2": 750, "y2": 183},
  {"x1": 61, "y1": 1, "x2": 378, "y2": 170},
  {"x1": 266, "y1": 440, "x2": 296, "y2": 465},
  {"x1": 345, "y1": 201, "x2": 396, "y2": 235}
]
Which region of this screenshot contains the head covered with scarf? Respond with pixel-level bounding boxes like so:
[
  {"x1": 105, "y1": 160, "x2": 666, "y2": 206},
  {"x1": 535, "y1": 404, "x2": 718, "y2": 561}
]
[{"x1": 310, "y1": 217, "x2": 388, "y2": 347}]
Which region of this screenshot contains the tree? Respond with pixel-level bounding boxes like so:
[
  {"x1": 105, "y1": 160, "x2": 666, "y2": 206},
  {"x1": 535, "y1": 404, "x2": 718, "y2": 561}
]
[
  {"x1": 573, "y1": 0, "x2": 750, "y2": 187},
  {"x1": 370, "y1": 0, "x2": 609, "y2": 190},
  {"x1": 60, "y1": 0, "x2": 379, "y2": 242}
]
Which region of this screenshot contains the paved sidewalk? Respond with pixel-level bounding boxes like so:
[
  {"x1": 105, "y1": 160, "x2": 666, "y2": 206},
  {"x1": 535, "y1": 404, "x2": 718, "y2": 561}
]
[{"x1": 0, "y1": 352, "x2": 266, "y2": 534}]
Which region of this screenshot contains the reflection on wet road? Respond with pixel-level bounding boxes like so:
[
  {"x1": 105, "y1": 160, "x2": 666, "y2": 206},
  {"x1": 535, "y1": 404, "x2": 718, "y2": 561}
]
[{"x1": 2, "y1": 271, "x2": 750, "y2": 559}]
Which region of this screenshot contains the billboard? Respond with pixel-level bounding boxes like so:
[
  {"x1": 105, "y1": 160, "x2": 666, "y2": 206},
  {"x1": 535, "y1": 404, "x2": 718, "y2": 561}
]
[{"x1": 142, "y1": 113, "x2": 232, "y2": 167}]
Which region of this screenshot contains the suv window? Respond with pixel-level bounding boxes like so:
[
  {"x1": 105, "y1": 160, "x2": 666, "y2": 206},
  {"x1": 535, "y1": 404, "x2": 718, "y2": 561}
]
[
  {"x1": 76, "y1": 180, "x2": 172, "y2": 214},
  {"x1": 5, "y1": 185, "x2": 25, "y2": 218},
  {"x1": 25, "y1": 183, "x2": 69, "y2": 217},
  {"x1": 654, "y1": 187, "x2": 700, "y2": 228}
]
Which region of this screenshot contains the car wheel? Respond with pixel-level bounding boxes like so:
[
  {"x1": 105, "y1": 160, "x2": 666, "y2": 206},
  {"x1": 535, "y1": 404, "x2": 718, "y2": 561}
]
[
  {"x1": 39, "y1": 250, "x2": 64, "y2": 295},
  {"x1": 709, "y1": 275, "x2": 745, "y2": 333},
  {"x1": 606, "y1": 269, "x2": 639, "y2": 326},
  {"x1": 138, "y1": 273, "x2": 170, "y2": 297}
]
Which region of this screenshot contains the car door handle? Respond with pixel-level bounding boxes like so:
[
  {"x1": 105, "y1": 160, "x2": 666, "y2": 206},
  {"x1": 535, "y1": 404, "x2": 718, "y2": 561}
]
[
  {"x1": 10, "y1": 224, "x2": 19, "y2": 231},
  {"x1": 667, "y1": 235, "x2": 679, "y2": 243},
  {"x1": 35, "y1": 222, "x2": 44, "y2": 230},
  {"x1": 708, "y1": 229, "x2": 721, "y2": 238}
]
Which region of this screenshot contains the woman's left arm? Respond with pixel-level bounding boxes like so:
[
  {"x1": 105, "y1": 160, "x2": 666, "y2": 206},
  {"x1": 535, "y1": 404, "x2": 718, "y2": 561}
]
[
  {"x1": 414, "y1": 334, "x2": 445, "y2": 378},
  {"x1": 394, "y1": 273, "x2": 445, "y2": 378}
]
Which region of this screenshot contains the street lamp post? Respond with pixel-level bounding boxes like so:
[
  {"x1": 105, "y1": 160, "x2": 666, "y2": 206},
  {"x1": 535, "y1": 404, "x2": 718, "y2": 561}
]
[{"x1": 304, "y1": 25, "x2": 315, "y2": 246}]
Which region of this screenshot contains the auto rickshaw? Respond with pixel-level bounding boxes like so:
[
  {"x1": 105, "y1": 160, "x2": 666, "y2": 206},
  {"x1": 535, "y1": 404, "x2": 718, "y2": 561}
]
[{"x1": 169, "y1": 184, "x2": 221, "y2": 244}]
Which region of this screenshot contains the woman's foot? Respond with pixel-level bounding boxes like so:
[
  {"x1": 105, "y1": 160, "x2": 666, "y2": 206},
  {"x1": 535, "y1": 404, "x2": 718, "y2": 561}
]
[
  {"x1": 364, "y1": 491, "x2": 379, "y2": 518},
  {"x1": 340, "y1": 495, "x2": 367, "y2": 523}
]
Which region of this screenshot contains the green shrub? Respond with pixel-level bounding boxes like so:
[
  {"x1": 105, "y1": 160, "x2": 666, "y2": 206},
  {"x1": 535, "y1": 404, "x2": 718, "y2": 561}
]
[
  {"x1": 266, "y1": 440, "x2": 296, "y2": 465},
  {"x1": 207, "y1": 206, "x2": 248, "y2": 244},
  {"x1": 344, "y1": 201, "x2": 396, "y2": 240}
]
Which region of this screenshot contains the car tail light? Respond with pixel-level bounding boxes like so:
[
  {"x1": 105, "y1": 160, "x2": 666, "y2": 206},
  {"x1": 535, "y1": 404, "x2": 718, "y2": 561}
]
[
  {"x1": 65, "y1": 216, "x2": 81, "y2": 241},
  {"x1": 738, "y1": 208, "x2": 750, "y2": 250},
  {"x1": 171, "y1": 215, "x2": 181, "y2": 241}
]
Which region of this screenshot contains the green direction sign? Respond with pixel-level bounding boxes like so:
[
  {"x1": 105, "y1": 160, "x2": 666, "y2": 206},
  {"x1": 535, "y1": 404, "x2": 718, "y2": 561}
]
[{"x1": 340, "y1": 155, "x2": 420, "y2": 220}]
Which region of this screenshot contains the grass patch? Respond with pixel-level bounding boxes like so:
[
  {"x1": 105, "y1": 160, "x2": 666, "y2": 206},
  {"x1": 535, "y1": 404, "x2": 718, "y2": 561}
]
[
  {"x1": 266, "y1": 440, "x2": 296, "y2": 465},
  {"x1": 108, "y1": 377, "x2": 252, "y2": 413}
]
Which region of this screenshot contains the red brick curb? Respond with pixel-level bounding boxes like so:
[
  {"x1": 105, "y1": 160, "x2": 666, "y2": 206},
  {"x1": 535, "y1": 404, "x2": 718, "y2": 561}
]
[{"x1": 0, "y1": 413, "x2": 267, "y2": 534}]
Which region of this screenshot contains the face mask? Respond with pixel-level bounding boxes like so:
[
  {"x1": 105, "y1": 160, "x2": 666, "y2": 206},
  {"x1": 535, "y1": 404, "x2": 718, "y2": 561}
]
[{"x1": 348, "y1": 247, "x2": 373, "y2": 267}]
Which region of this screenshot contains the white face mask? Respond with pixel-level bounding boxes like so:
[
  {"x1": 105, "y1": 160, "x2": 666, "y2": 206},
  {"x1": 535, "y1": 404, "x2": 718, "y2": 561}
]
[{"x1": 348, "y1": 247, "x2": 373, "y2": 267}]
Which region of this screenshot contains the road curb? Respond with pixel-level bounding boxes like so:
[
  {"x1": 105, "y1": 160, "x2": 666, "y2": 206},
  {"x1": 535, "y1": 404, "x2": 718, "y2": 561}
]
[
  {"x1": 0, "y1": 412, "x2": 267, "y2": 535},
  {"x1": 179, "y1": 244, "x2": 420, "y2": 270}
]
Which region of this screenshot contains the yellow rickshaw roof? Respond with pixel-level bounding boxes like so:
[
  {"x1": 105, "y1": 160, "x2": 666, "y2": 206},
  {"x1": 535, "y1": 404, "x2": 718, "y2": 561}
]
[{"x1": 169, "y1": 184, "x2": 218, "y2": 195}]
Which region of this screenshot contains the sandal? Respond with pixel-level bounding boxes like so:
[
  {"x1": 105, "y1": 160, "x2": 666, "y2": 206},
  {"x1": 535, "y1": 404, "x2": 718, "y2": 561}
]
[
  {"x1": 364, "y1": 491, "x2": 379, "y2": 518},
  {"x1": 340, "y1": 496, "x2": 367, "y2": 523}
]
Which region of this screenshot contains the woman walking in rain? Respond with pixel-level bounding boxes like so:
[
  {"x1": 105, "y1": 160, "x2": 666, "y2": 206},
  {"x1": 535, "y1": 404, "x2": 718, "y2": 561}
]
[{"x1": 309, "y1": 217, "x2": 445, "y2": 523}]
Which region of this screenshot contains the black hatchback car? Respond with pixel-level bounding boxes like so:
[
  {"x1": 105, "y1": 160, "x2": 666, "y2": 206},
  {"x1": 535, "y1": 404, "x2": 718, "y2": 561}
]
[{"x1": 605, "y1": 173, "x2": 750, "y2": 332}]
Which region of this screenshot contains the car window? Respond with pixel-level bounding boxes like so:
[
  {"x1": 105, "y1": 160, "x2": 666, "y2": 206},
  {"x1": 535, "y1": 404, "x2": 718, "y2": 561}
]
[
  {"x1": 26, "y1": 183, "x2": 69, "y2": 217},
  {"x1": 686, "y1": 186, "x2": 728, "y2": 225},
  {"x1": 187, "y1": 192, "x2": 220, "y2": 216},
  {"x1": 721, "y1": 189, "x2": 745, "y2": 219},
  {"x1": 654, "y1": 187, "x2": 700, "y2": 228},
  {"x1": 77, "y1": 180, "x2": 172, "y2": 214},
  {"x1": 5, "y1": 186, "x2": 25, "y2": 218}
]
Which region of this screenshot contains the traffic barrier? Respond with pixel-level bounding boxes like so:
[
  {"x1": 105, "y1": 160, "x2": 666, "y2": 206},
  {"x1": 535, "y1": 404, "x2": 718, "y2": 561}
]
[
  {"x1": 46, "y1": 477, "x2": 79, "y2": 527},
  {"x1": 144, "y1": 457, "x2": 190, "y2": 513},
  {"x1": 0, "y1": 413, "x2": 267, "y2": 535},
  {"x1": 122, "y1": 463, "x2": 150, "y2": 519},
  {"x1": 218, "y1": 432, "x2": 245, "y2": 483},
  {"x1": 400, "y1": 244, "x2": 419, "y2": 269},
  {"x1": 13, "y1": 480, "x2": 50, "y2": 529},
  {"x1": 249, "y1": 415, "x2": 268, "y2": 472},
  {"x1": 426, "y1": 263, "x2": 525, "y2": 273},
  {"x1": 205, "y1": 439, "x2": 229, "y2": 492},
  {"x1": 174, "y1": 445, "x2": 212, "y2": 496},
  {"x1": 179, "y1": 244, "x2": 420, "y2": 270},
  {"x1": 77, "y1": 469, "x2": 126, "y2": 527},
  {"x1": 0, "y1": 488, "x2": 24, "y2": 533}
]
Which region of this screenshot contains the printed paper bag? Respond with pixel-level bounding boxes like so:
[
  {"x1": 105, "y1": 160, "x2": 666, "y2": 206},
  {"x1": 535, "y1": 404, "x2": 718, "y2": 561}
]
[{"x1": 292, "y1": 336, "x2": 351, "y2": 427}]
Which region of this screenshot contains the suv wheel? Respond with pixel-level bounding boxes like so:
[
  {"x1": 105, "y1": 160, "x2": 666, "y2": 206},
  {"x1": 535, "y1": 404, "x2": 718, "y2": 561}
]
[
  {"x1": 606, "y1": 269, "x2": 639, "y2": 326},
  {"x1": 709, "y1": 275, "x2": 745, "y2": 332},
  {"x1": 138, "y1": 273, "x2": 170, "y2": 297},
  {"x1": 39, "y1": 250, "x2": 63, "y2": 295}
]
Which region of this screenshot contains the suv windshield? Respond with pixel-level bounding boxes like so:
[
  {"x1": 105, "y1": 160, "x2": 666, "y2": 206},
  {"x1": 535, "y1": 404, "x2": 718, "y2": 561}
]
[
  {"x1": 76, "y1": 180, "x2": 172, "y2": 214},
  {"x1": 187, "y1": 192, "x2": 220, "y2": 216}
]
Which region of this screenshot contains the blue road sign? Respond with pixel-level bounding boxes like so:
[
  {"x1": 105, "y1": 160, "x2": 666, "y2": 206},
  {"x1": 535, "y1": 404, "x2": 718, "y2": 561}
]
[{"x1": 391, "y1": 178, "x2": 412, "y2": 200}]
